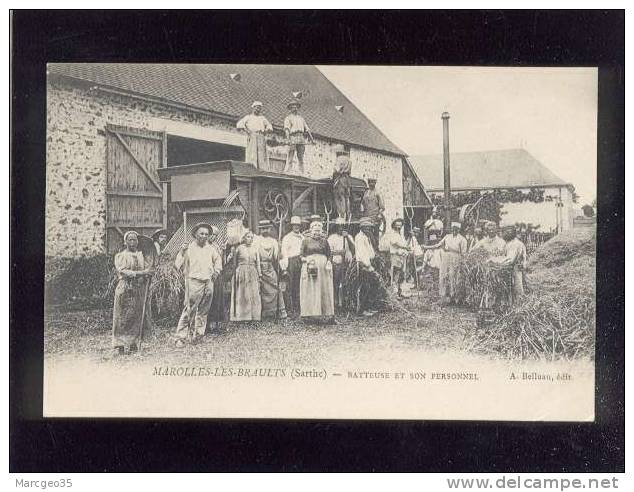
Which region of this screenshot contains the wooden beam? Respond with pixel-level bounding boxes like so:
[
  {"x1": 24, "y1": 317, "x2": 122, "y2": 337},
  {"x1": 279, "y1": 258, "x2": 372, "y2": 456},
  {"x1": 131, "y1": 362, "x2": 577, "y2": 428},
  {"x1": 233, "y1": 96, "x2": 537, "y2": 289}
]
[
  {"x1": 108, "y1": 223, "x2": 164, "y2": 229},
  {"x1": 161, "y1": 131, "x2": 168, "y2": 229},
  {"x1": 291, "y1": 186, "x2": 312, "y2": 213},
  {"x1": 110, "y1": 130, "x2": 163, "y2": 193},
  {"x1": 106, "y1": 190, "x2": 163, "y2": 198}
]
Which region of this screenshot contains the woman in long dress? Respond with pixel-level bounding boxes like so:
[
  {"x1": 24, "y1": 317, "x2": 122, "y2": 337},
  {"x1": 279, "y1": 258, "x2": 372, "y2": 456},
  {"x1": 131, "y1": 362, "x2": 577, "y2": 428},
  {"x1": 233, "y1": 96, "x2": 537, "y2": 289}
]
[
  {"x1": 257, "y1": 220, "x2": 287, "y2": 319},
  {"x1": 422, "y1": 222, "x2": 468, "y2": 304},
  {"x1": 300, "y1": 221, "x2": 335, "y2": 323},
  {"x1": 112, "y1": 230, "x2": 153, "y2": 355},
  {"x1": 230, "y1": 230, "x2": 262, "y2": 322}
]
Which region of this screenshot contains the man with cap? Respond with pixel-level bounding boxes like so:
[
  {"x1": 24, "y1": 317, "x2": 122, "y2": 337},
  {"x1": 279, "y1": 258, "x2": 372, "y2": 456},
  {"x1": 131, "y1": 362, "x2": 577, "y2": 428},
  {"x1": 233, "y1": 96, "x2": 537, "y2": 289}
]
[
  {"x1": 237, "y1": 101, "x2": 273, "y2": 169},
  {"x1": 360, "y1": 177, "x2": 385, "y2": 246},
  {"x1": 489, "y1": 225, "x2": 528, "y2": 302},
  {"x1": 386, "y1": 218, "x2": 412, "y2": 299},
  {"x1": 328, "y1": 217, "x2": 355, "y2": 310},
  {"x1": 332, "y1": 144, "x2": 352, "y2": 219},
  {"x1": 280, "y1": 216, "x2": 304, "y2": 315},
  {"x1": 422, "y1": 221, "x2": 467, "y2": 304},
  {"x1": 173, "y1": 222, "x2": 223, "y2": 347},
  {"x1": 257, "y1": 219, "x2": 287, "y2": 319},
  {"x1": 283, "y1": 99, "x2": 315, "y2": 174},
  {"x1": 152, "y1": 228, "x2": 169, "y2": 256},
  {"x1": 355, "y1": 217, "x2": 388, "y2": 315}
]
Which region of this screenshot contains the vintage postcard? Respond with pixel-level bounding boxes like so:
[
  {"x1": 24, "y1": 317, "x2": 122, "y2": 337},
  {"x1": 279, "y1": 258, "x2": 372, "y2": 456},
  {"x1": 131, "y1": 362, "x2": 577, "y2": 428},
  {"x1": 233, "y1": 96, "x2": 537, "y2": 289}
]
[{"x1": 43, "y1": 64, "x2": 596, "y2": 420}]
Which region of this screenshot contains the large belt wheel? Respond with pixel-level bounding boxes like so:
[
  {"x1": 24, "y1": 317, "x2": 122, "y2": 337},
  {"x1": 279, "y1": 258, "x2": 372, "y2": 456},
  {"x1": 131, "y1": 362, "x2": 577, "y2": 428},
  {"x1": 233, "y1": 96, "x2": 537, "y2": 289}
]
[{"x1": 262, "y1": 189, "x2": 290, "y2": 223}]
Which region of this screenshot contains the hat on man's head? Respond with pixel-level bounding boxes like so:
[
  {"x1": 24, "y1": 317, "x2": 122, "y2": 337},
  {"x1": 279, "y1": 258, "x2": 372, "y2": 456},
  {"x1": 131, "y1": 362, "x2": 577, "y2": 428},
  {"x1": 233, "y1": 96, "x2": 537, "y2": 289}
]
[
  {"x1": 191, "y1": 222, "x2": 214, "y2": 237},
  {"x1": 333, "y1": 217, "x2": 346, "y2": 225},
  {"x1": 391, "y1": 218, "x2": 404, "y2": 229},
  {"x1": 287, "y1": 100, "x2": 301, "y2": 109},
  {"x1": 252, "y1": 101, "x2": 263, "y2": 108},
  {"x1": 359, "y1": 217, "x2": 374, "y2": 228},
  {"x1": 290, "y1": 216, "x2": 301, "y2": 225},
  {"x1": 151, "y1": 228, "x2": 168, "y2": 241},
  {"x1": 451, "y1": 222, "x2": 462, "y2": 229},
  {"x1": 309, "y1": 214, "x2": 321, "y2": 222},
  {"x1": 367, "y1": 177, "x2": 377, "y2": 183}
]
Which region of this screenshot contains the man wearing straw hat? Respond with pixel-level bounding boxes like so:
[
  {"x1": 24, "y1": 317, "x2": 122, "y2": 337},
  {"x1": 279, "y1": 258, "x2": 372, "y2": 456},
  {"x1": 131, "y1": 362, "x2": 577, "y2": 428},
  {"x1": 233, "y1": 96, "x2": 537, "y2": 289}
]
[
  {"x1": 151, "y1": 228, "x2": 169, "y2": 256},
  {"x1": 280, "y1": 215, "x2": 304, "y2": 315},
  {"x1": 237, "y1": 101, "x2": 273, "y2": 169},
  {"x1": 283, "y1": 99, "x2": 315, "y2": 174},
  {"x1": 173, "y1": 222, "x2": 223, "y2": 348}
]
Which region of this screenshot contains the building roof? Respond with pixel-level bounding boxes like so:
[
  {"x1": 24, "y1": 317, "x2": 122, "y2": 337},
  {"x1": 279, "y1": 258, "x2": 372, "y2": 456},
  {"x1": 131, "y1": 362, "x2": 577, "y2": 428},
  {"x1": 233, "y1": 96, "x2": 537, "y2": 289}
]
[
  {"x1": 409, "y1": 148, "x2": 571, "y2": 191},
  {"x1": 48, "y1": 63, "x2": 405, "y2": 156}
]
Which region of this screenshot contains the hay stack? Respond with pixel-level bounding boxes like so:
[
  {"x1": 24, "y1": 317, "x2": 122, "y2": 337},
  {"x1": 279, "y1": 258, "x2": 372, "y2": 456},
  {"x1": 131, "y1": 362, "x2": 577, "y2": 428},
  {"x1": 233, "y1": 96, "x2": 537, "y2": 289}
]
[
  {"x1": 458, "y1": 248, "x2": 512, "y2": 310},
  {"x1": 467, "y1": 226, "x2": 596, "y2": 361}
]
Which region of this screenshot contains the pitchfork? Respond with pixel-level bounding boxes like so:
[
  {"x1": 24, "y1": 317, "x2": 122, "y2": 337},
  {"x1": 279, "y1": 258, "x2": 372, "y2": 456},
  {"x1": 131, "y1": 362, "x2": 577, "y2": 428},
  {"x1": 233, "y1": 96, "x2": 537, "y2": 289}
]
[{"x1": 323, "y1": 201, "x2": 333, "y2": 236}]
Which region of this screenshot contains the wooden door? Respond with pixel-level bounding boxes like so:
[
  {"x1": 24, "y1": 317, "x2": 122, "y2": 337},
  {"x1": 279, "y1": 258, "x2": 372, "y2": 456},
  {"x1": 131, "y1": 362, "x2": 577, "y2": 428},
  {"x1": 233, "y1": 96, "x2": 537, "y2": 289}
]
[{"x1": 106, "y1": 124, "x2": 167, "y2": 253}]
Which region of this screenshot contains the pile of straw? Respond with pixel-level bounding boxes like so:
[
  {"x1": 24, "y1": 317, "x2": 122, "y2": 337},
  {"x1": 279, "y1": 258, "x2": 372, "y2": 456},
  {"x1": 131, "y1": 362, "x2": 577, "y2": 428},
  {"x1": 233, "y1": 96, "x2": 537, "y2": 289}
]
[
  {"x1": 148, "y1": 255, "x2": 185, "y2": 319},
  {"x1": 458, "y1": 248, "x2": 512, "y2": 310},
  {"x1": 466, "y1": 227, "x2": 596, "y2": 361}
]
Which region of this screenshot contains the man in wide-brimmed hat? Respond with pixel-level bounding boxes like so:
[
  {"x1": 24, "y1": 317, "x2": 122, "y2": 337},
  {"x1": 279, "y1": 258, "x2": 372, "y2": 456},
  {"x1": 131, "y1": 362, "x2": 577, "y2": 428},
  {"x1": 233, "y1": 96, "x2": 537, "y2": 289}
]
[
  {"x1": 283, "y1": 99, "x2": 314, "y2": 174},
  {"x1": 151, "y1": 228, "x2": 169, "y2": 255},
  {"x1": 173, "y1": 222, "x2": 223, "y2": 347},
  {"x1": 280, "y1": 215, "x2": 304, "y2": 314},
  {"x1": 237, "y1": 100, "x2": 273, "y2": 170}
]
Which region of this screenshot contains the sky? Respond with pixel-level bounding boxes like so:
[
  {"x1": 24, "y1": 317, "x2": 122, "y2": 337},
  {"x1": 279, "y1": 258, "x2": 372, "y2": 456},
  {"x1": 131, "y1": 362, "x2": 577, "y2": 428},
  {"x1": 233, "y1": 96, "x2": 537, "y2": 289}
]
[{"x1": 318, "y1": 66, "x2": 597, "y2": 204}]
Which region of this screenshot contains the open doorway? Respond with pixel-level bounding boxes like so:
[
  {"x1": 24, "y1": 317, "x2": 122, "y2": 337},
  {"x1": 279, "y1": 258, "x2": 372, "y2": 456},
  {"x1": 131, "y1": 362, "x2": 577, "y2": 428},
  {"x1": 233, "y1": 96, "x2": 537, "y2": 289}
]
[{"x1": 167, "y1": 134, "x2": 245, "y2": 166}]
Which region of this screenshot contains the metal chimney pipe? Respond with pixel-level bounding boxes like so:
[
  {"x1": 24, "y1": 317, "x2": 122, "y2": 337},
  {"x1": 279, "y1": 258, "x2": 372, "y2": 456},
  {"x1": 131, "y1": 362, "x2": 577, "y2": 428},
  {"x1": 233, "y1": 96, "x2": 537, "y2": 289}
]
[{"x1": 441, "y1": 112, "x2": 451, "y2": 231}]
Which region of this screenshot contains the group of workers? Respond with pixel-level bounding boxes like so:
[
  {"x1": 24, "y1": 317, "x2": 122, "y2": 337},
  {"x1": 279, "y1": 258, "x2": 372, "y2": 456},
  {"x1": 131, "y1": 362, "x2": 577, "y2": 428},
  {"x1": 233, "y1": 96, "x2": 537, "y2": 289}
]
[{"x1": 111, "y1": 207, "x2": 527, "y2": 355}]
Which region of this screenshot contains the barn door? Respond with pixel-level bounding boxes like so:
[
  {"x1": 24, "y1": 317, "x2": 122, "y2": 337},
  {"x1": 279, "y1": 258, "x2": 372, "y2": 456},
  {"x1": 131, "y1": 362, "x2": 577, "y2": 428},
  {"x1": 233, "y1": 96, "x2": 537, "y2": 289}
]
[{"x1": 106, "y1": 124, "x2": 167, "y2": 253}]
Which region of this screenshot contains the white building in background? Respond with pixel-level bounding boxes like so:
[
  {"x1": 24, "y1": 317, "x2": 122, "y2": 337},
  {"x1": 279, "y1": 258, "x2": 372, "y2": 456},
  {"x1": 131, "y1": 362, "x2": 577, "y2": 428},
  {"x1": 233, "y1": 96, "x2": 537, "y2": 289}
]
[{"x1": 410, "y1": 148, "x2": 575, "y2": 233}]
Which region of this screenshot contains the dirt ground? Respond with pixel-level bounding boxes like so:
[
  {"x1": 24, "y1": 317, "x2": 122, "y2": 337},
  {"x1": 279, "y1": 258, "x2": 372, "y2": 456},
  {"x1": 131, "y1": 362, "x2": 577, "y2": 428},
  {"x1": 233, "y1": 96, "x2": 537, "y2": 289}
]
[{"x1": 44, "y1": 283, "x2": 481, "y2": 368}]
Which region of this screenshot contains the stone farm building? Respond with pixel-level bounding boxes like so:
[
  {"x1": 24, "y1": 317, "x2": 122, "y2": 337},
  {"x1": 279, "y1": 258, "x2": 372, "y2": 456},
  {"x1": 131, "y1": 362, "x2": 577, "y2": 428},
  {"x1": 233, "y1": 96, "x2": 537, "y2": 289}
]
[
  {"x1": 46, "y1": 64, "x2": 428, "y2": 258},
  {"x1": 410, "y1": 148, "x2": 575, "y2": 234}
]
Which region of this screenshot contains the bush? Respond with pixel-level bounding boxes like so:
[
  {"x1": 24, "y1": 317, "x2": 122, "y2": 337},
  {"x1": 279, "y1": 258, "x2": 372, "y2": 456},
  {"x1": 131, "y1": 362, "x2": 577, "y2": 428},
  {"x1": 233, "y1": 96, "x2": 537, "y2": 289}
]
[{"x1": 45, "y1": 254, "x2": 116, "y2": 308}]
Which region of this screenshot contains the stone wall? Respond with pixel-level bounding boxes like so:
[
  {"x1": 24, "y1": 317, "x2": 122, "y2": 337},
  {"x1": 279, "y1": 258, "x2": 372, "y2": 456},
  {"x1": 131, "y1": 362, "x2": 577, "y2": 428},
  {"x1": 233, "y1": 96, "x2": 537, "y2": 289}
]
[{"x1": 46, "y1": 78, "x2": 405, "y2": 258}]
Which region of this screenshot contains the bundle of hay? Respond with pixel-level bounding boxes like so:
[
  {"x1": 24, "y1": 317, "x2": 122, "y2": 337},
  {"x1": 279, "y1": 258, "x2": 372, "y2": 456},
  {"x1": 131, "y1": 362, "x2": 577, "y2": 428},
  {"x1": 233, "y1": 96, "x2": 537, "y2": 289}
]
[
  {"x1": 458, "y1": 248, "x2": 512, "y2": 310},
  {"x1": 343, "y1": 255, "x2": 391, "y2": 313},
  {"x1": 148, "y1": 254, "x2": 185, "y2": 320},
  {"x1": 466, "y1": 226, "x2": 596, "y2": 361}
]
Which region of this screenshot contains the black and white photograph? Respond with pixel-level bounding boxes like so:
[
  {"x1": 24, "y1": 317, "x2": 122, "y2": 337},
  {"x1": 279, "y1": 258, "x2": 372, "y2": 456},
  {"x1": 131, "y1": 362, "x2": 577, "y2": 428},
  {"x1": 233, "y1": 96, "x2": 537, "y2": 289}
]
[{"x1": 42, "y1": 62, "x2": 597, "y2": 420}]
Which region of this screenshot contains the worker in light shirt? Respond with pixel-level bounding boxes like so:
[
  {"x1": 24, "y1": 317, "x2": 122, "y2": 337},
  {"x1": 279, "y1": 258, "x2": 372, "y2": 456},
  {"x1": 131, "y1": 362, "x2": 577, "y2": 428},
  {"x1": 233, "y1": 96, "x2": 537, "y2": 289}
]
[
  {"x1": 236, "y1": 101, "x2": 273, "y2": 169},
  {"x1": 174, "y1": 223, "x2": 223, "y2": 347},
  {"x1": 283, "y1": 100, "x2": 314, "y2": 174},
  {"x1": 280, "y1": 215, "x2": 304, "y2": 315}
]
